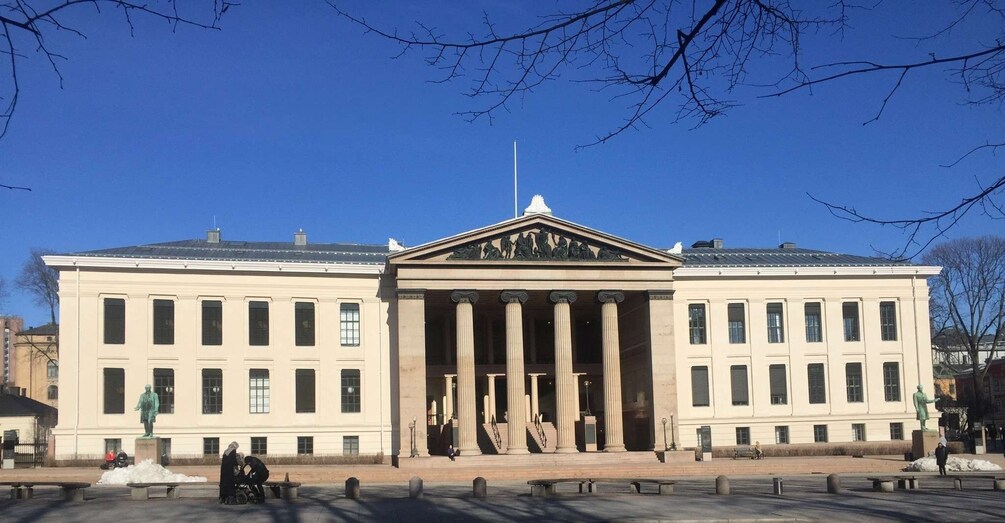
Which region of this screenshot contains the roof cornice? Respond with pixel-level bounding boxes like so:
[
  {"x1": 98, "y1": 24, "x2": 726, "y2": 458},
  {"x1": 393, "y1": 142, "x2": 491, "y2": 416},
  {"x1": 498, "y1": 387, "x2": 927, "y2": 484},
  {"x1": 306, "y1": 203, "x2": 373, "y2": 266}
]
[
  {"x1": 674, "y1": 265, "x2": 941, "y2": 278},
  {"x1": 43, "y1": 255, "x2": 385, "y2": 275}
]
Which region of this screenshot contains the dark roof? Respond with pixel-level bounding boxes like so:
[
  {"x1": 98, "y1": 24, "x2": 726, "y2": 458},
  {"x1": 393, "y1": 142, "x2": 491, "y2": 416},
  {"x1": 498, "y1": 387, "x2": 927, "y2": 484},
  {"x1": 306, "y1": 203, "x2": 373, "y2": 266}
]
[
  {"x1": 66, "y1": 239, "x2": 390, "y2": 266},
  {"x1": 678, "y1": 247, "x2": 911, "y2": 268},
  {"x1": 18, "y1": 323, "x2": 58, "y2": 336},
  {"x1": 0, "y1": 392, "x2": 57, "y2": 419}
]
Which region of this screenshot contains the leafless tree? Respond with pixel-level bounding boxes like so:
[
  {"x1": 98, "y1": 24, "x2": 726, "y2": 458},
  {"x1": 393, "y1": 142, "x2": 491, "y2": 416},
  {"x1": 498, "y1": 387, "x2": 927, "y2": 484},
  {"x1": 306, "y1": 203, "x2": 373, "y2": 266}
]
[
  {"x1": 1, "y1": 0, "x2": 233, "y2": 190},
  {"x1": 0, "y1": 275, "x2": 9, "y2": 310},
  {"x1": 333, "y1": 0, "x2": 1005, "y2": 257},
  {"x1": 16, "y1": 248, "x2": 59, "y2": 325},
  {"x1": 924, "y1": 236, "x2": 1005, "y2": 427}
]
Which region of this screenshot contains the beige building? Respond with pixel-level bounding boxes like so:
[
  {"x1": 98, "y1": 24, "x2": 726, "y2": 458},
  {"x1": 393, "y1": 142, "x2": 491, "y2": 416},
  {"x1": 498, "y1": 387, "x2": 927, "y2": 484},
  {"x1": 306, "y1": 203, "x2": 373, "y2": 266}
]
[
  {"x1": 44, "y1": 199, "x2": 940, "y2": 460},
  {"x1": 11, "y1": 324, "x2": 59, "y2": 409},
  {"x1": 2, "y1": 316, "x2": 25, "y2": 386}
]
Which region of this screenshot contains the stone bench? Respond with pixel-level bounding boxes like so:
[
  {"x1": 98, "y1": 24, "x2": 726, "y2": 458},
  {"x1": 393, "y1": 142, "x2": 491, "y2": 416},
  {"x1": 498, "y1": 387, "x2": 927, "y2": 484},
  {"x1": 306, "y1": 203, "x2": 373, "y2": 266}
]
[
  {"x1": 733, "y1": 446, "x2": 762, "y2": 459},
  {"x1": 866, "y1": 475, "x2": 919, "y2": 492},
  {"x1": 0, "y1": 481, "x2": 90, "y2": 501},
  {"x1": 528, "y1": 478, "x2": 595, "y2": 497},
  {"x1": 949, "y1": 474, "x2": 1005, "y2": 491},
  {"x1": 265, "y1": 480, "x2": 302, "y2": 499},
  {"x1": 126, "y1": 482, "x2": 201, "y2": 500},
  {"x1": 627, "y1": 479, "x2": 676, "y2": 495}
]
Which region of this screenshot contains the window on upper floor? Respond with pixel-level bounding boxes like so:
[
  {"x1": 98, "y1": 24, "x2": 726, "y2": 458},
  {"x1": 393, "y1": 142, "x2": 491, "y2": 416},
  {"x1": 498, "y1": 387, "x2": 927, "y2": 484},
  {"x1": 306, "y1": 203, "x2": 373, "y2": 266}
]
[
  {"x1": 47, "y1": 361, "x2": 58, "y2": 379},
  {"x1": 153, "y1": 368, "x2": 175, "y2": 414},
  {"x1": 730, "y1": 365, "x2": 749, "y2": 406},
  {"x1": 295, "y1": 302, "x2": 316, "y2": 347},
  {"x1": 249, "y1": 369, "x2": 270, "y2": 413},
  {"x1": 103, "y1": 368, "x2": 125, "y2": 414},
  {"x1": 727, "y1": 303, "x2": 746, "y2": 344},
  {"x1": 202, "y1": 369, "x2": 223, "y2": 414},
  {"x1": 842, "y1": 302, "x2": 860, "y2": 342},
  {"x1": 845, "y1": 363, "x2": 863, "y2": 403},
  {"x1": 248, "y1": 301, "x2": 269, "y2": 346},
  {"x1": 202, "y1": 300, "x2": 223, "y2": 346},
  {"x1": 804, "y1": 302, "x2": 822, "y2": 343},
  {"x1": 769, "y1": 364, "x2": 788, "y2": 405},
  {"x1": 807, "y1": 363, "x2": 827, "y2": 404},
  {"x1": 766, "y1": 303, "x2": 785, "y2": 343},
  {"x1": 296, "y1": 369, "x2": 316, "y2": 413},
  {"x1": 883, "y1": 362, "x2": 901, "y2": 402},
  {"x1": 104, "y1": 298, "x2": 125, "y2": 345},
  {"x1": 688, "y1": 304, "x2": 707, "y2": 345},
  {"x1": 691, "y1": 366, "x2": 710, "y2": 407},
  {"x1": 880, "y1": 301, "x2": 898, "y2": 341},
  {"x1": 340, "y1": 303, "x2": 361, "y2": 346},
  {"x1": 341, "y1": 369, "x2": 361, "y2": 413},
  {"x1": 47, "y1": 385, "x2": 58, "y2": 400},
  {"x1": 153, "y1": 299, "x2": 174, "y2": 345}
]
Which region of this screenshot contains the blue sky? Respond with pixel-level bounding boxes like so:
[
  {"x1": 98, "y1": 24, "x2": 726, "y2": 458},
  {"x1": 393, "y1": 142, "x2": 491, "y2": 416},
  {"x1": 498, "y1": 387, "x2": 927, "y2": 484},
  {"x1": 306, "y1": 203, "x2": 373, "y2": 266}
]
[{"x1": 1, "y1": 1, "x2": 1002, "y2": 326}]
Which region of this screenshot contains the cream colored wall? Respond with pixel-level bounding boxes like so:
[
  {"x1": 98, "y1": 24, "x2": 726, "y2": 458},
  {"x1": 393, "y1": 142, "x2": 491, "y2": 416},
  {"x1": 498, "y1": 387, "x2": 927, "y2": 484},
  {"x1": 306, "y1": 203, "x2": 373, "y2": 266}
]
[
  {"x1": 672, "y1": 273, "x2": 934, "y2": 446},
  {"x1": 0, "y1": 415, "x2": 42, "y2": 443},
  {"x1": 52, "y1": 267, "x2": 391, "y2": 459}
]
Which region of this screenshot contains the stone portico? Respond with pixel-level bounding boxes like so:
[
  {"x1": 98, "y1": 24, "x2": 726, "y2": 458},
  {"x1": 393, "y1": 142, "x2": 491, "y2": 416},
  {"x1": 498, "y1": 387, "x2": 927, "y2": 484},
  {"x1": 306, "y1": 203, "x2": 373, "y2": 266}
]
[{"x1": 389, "y1": 206, "x2": 683, "y2": 459}]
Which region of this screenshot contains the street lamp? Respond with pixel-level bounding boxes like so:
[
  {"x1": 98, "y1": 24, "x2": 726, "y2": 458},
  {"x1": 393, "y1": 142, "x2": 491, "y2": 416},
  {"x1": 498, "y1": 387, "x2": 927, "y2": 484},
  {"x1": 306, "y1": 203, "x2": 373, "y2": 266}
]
[
  {"x1": 409, "y1": 417, "x2": 419, "y2": 458},
  {"x1": 584, "y1": 380, "x2": 592, "y2": 415},
  {"x1": 661, "y1": 417, "x2": 669, "y2": 451},
  {"x1": 670, "y1": 414, "x2": 677, "y2": 451}
]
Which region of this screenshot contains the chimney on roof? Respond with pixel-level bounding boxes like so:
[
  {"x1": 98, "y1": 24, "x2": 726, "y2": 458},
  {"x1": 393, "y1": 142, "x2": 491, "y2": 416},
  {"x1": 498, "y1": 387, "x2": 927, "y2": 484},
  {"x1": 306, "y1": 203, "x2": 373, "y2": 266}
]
[
  {"x1": 779, "y1": 242, "x2": 796, "y2": 249},
  {"x1": 294, "y1": 229, "x2": 307, "y2": 246},
  {"x1": 712, "y1": 238, "x2": 724, "y2": 249},
  {"x1": 207, "y1": 229, "x2": 220, "y2": 244}
]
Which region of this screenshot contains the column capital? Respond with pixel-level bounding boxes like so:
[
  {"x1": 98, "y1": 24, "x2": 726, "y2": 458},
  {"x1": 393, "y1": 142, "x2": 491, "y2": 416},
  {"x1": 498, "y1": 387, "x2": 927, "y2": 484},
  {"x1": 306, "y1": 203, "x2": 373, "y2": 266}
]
[
  {"x1": 549, "y1": 290, "x2": 578, "y2": 304},
  {"x1": 450, "y1": 290, "x2": 480, "y2": 304},
  {"x1": 397, "y1": 288, "x2": 426, "y2": 300},
  {"x1": 646, "y1": 289, "x2": 675, "y2": 301},
  {"x1": 500, "y1": 290, "x2": 529, "y2": 304},
  {"x1": 597, "y1": 290, "x2": 625, "y2": 304}
]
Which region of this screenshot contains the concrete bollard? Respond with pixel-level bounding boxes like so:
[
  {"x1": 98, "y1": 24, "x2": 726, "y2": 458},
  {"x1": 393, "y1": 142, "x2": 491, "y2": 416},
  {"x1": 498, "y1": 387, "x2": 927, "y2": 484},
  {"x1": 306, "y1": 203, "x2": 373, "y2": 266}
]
[
  {"x1": 827, "y1": 474, "x2": 841, "y2": 494},
  {"x1": 346, "y1": 477, "x2": 360, "y2": 500},
  {"x1": 772, "y1": 477, "x2": 783, "y2": 495},
  {"x1": 473, "y1": 477, "x2": 487, "y2": 498},
  {"x1": 409, "y1": 476, "x2": 423, "y2": 498},
  {"x1": 715, "y1": 475, "x2": 730, "y2": 495}
]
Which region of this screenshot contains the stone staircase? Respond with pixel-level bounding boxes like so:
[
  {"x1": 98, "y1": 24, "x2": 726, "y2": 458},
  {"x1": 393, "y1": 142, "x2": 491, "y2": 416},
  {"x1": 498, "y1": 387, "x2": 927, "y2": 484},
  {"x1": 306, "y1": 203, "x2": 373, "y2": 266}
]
[
  {"x1": 479, "y1": 422, "x2": 507, "y2": 454},
  {"x1": 526, "y1": 421, "x2": 557, "y2": 453}
]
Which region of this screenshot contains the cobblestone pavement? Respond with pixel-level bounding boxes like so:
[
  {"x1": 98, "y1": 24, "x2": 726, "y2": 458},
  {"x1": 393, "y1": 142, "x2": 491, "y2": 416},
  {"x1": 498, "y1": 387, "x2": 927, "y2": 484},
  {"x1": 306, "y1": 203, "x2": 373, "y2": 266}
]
[{"x1": 3, "y1": 473, "x2": 1005, "y2": 522}]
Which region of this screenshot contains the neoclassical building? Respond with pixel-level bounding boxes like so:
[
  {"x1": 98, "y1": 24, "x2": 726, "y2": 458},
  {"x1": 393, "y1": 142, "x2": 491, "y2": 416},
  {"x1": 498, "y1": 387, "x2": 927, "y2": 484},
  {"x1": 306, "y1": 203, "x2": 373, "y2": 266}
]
[{"x1": 45, "y1": 198, "x2": 939, "y2": 460}]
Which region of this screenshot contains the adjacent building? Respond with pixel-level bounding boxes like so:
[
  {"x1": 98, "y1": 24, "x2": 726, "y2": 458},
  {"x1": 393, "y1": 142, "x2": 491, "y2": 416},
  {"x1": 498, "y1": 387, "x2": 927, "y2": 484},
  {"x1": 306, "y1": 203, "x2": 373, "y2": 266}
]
[
  {"x1": 2, "y1": 316, "x2": 25, "y2": 386},
  {"x1": 11, "y1": 324, "x2": 59, "y2": 408},
  {"x1": 44, "y1": 198, "x2": 940, "y2": 460}
]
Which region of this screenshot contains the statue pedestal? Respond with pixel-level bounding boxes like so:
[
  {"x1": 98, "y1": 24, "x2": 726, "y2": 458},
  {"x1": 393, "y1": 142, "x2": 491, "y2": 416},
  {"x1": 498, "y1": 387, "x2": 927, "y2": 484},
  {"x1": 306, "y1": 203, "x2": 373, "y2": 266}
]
[
  {"x1": 912, "y1": 430, "x2": 939, "y2": 460},
  {"x1": 135, "y1": 437, "x2": 164, "y2": 465}
]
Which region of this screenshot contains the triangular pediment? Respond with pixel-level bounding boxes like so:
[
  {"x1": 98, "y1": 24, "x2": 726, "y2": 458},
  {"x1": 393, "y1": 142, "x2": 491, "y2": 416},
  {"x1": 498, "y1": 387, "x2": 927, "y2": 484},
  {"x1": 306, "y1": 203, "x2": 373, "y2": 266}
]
[{"x1": 388, "y1": 214, "x2": 682, "y2": 266}]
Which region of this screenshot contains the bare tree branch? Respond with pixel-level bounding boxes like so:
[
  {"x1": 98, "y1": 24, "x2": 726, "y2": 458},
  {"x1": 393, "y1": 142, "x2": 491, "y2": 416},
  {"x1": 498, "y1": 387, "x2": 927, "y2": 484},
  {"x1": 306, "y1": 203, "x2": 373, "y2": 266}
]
[{"x1": 16, "y1": 248, "x2": 60, "y2": 325}]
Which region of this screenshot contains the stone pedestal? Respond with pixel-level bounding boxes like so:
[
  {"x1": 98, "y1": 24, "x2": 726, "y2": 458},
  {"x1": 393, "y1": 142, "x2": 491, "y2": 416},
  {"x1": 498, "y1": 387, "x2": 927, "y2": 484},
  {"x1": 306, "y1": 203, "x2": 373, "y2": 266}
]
[
  {"x1": 135, "y1": 437, "x2": 164, "y2": 464},
  {"x1": 576, "y1": 415, "x2": 598, "y2": 452},
  {"x1": 912, "y1": 430, "x2": 939, "y2": 460}
]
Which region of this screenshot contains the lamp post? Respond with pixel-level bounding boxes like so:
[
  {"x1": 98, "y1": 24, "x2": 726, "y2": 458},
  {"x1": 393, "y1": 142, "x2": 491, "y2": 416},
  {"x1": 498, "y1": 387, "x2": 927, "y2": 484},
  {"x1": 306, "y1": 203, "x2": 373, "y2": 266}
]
[
  {"x1": 584, "y1": 380, "x2": 592, "y2": 415},
  {"x1": 670, "y1": 414, "x2": 677, "y2": 451},
  {"x1": 661, "y1": 417, "x2": 669, "y2": 451},
  {"x1": 409, "y1": 417, "x2": 419, "y2": 458}
]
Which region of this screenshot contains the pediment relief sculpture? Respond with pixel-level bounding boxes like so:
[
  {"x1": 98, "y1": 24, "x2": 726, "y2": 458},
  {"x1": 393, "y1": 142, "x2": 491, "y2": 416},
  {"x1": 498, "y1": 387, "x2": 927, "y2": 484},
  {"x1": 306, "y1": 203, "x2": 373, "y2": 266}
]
[{"x1": 446, "y1": 227, "x2": 627, "y2": 262}]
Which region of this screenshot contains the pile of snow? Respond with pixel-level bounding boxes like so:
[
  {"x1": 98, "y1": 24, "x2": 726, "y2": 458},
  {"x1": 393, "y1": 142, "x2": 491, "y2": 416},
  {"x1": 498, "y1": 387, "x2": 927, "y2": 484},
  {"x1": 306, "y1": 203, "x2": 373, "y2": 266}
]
[
  {"x1": 98, "y1": 459, "x2": 208, "y2": 485},
  {"x1": 903, "y1": 455, "x2": 1003, "y2": 473}
]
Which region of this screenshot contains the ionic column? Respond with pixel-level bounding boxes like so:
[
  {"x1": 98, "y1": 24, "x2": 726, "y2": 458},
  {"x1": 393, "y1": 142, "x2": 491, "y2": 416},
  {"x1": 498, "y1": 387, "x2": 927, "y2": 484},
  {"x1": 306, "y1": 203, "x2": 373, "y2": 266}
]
[
  {"x1": 444, "y1": 374, "x2": 456, "y2": 421},
  {"x1": 452, "y1": 290, "x2": 481, "y2": 456},
  {"x1": 598, "y1": 290, "x2": 626, "y2": 452},
  {"x1": 486, "y1": 374, "x2": 502, "y2": 423},
  {"x1": 502, "y1": 290, "x2": 529, "y2": 454},
  {"x1": 573, "y1": 373, "x2": 586, "y2": 421},
  {"x1": 529, "y1": 373, "x2": 544, "y2": 421},
  {"x1": 550, "y1": 290, "x2": 578, "y2": 453}
]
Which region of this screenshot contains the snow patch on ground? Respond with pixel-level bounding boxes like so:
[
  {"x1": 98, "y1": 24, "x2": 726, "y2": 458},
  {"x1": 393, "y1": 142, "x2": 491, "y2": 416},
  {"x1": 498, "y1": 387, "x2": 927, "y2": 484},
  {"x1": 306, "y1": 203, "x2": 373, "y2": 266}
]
[
  {"x1": 98, "y1": 459, "x2": 208, "y2": 484},
  {"x1": 903, "y1": 456, "x2": 1003, "y2": 473}
]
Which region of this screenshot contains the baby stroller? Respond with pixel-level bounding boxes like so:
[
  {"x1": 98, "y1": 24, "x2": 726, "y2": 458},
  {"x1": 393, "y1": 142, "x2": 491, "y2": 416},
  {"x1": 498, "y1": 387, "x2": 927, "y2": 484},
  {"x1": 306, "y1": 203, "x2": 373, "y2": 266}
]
[{"x1": 233, "y1": 466, "x2": 262, "y2": 505}]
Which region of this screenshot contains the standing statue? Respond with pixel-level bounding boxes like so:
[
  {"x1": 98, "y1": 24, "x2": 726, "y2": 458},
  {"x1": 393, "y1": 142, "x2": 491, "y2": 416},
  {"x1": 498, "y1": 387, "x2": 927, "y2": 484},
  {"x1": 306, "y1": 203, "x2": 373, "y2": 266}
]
[
  {"x1": 135, "y1": 384, "x2": 160, "y2": 437},
  {"x1": 913, "y1": 384, "x2": 938, "y2": 431}
]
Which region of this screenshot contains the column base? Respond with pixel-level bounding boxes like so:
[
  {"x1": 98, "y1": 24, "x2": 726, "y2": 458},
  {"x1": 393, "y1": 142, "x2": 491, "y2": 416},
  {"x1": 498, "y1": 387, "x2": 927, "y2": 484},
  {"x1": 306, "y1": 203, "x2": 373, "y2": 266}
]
[
  {"x1": 603, "y1": 445, "x2": 626, "y2": 452},
  {"x1": 506, "y1": 447, "x2": 530, "y2": 455},
  {"x1": 459, "y1": 448, "x2": 483, "y2": 457},
  {"x1": 555, "y1": 446, "x2": 579, "y2": 454}
]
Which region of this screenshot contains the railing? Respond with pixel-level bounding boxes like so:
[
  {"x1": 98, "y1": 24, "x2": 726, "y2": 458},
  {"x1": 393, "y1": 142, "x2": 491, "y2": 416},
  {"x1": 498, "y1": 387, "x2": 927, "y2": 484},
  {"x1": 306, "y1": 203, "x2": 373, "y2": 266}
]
[
  {"x1": 534, "y1": 414, "x2": 548, "y2": 449},
  {"x1": 12, "y1": 443, "x2": 47, "y2": 468},
  {"x1": 490, "y1": 416, "x2": 502, "y2": 450}
]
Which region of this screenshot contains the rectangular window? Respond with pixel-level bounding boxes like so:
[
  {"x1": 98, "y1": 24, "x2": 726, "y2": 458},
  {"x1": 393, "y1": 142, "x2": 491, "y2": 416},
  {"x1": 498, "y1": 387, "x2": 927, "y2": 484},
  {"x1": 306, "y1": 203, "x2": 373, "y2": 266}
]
[
  {"x1": 804, "y1": 302, "x2": 822, "y2": 343},
  {"x1": 688, "y1": 304, "x2": 707, "y2": 345},
  {"x1": 298, "y1": 436, "x2": 314, "y2": 455},
  {"x1": 843, "y1": 302, "x2": 860, "y2": 341},
  {"x1": 807, "y1": 363, "x2": 826, "y2": 404},
  {"x1": 249, "y1": 369, "x2": 270, "y2": 414},
  {"x1": 202, "y1": 369, "x2": 223, "y2": 414},
  {"x1": 153, "y1": 368, "x2": 175, "y2": 414},
  {"x1": 769, "y1": 364, "x2": 788, "y2": 405},
  {"x1": 295, "y1": 302, "x2": 315, "y2": 347},
  {"x1": 103, "y1": 368, "x2": 125, "y2": 414},
  {"x1": 730, "y1": 365, "x2": 749, "y2": 406},
  {"x1": 104, "y1": 298, "x2": 125, "y2": 344},
  {"x1": 775, "y1": 426, "x2": 789, "y2": 444},
  {"x1": 202, "y1": 300, "x2": 223, "y2": 346},
  {"x1": 727, "y1": 303, "x2": 746, "y2": 344},
  {"x1": 47, "y1": 361, "x2": 58, "y2": 379},
  {"x1": 813, "y1": 425, "x2": 828, "y2": 443},
  {"x1": 153, "y1": 299, "x2": 174, "y2": 345},
  {"x1": 343, "y1": 435, "x2": 359, "y2": 455},
  {"x1": 852, "y1": 423, "x2": 866, "y2": 441},
  {"x1": 880, "y1": 301, "x2": 898, "y2": 341},
  {"x1": 295, "y1": 369, "x2": 316, "y2": 413},
  {"x1": 340, "y1": 303, "x2": 361, "y2": 346},
  {"x1": 249, "y1": 301, "x2": 269, "y2": 346},
  {"x1": 845, "y1": 363, "x2": 864, "y2": 403},
  {"x1": 883, "y1": 362, "x2": 901, "y2": 402},
  {"x1": 735, "y1": 427, "x2": 750, "y2": 446},
  {"x1": 766, "y1": 303, "x2": 785, "y2": 343},
  {"x1": 890, "y1": 423, "x2": 904, "y2": 441},
  {"x1": 341, "y1": 369, "x2": 361, "y2": 413},
  {"x1": 105, "y1": 438, "x2": 122, "y2": 454},
  {"x1": 203, "y1": 437, "x2": 220, "y2": 456},
  {"x1": 250, "y1": 437, "x2": 267, "y2": 455},
  {"x1": 691, "y1": 366, "x2": 710, "y2": 407}
]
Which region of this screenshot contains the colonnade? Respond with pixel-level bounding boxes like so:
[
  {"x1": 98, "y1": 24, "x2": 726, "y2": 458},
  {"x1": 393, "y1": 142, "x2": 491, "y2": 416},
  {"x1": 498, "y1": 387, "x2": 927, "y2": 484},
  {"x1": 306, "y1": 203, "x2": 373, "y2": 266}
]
[{"x1": 447, "y1": 289, "x2": 627, "y2": 455}]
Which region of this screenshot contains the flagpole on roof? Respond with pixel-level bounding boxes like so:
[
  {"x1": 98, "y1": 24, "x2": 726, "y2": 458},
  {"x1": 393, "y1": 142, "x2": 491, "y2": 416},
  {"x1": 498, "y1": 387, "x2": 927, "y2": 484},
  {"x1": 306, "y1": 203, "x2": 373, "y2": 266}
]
[{"x1": 513, "y1": 140, "x2": 518, "y2": 219}]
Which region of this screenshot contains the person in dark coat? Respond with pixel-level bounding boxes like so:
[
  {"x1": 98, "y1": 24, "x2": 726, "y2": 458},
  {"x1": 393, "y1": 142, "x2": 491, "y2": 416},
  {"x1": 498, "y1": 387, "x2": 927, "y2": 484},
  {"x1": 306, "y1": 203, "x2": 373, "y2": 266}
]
[
  {"x1": 244, "y1": 455, "x2": 270, "y2": 502},
  {"x1": 219, "y1": 441, "x2": 240, "y2": 504},
  {"x1": 934, "y1": 440, "x2": 949, "y2": 476}
]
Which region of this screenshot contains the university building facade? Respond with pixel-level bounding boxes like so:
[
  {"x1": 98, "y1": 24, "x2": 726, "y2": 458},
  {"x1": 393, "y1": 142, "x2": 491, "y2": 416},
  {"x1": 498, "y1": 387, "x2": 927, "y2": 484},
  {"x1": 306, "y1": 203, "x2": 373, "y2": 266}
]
[{"x1": 44, "y1": 200, "x2": 939, "y2": 460}]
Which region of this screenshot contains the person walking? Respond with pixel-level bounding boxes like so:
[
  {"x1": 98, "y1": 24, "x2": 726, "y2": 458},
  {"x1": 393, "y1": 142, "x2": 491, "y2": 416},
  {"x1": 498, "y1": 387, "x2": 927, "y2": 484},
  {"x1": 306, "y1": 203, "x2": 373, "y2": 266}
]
[{"x1": 935, "y1": 440, "x2": 949, "y2": 476}]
